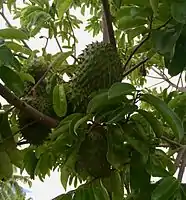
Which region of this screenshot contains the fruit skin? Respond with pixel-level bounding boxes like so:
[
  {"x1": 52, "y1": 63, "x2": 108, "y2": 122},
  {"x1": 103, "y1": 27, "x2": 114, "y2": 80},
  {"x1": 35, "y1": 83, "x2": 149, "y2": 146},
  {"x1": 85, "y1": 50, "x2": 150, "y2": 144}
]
[
  {"x1": 18, "y1": 58, "x2": 56, "y2": 145},
  {"x1": 75, "y1": 124, "x2": 111, "y2": 179},
  {"x1": 67, "y1": 41, "x2": 123, "y2": 113}
]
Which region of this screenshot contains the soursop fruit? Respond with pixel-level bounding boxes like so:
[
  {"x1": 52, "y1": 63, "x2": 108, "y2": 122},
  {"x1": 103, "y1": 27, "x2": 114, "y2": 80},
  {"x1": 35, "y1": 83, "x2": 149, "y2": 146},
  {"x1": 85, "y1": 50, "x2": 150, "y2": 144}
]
[
  {"x1": 75, "y1": 124, "x2": 111, "y2": 178},
  {"x1": 67, "y1": 41, "x2": 123, "y2": 113},
  {"x1": 18, "y1": 59, "x2": 56, "y2": 145}
]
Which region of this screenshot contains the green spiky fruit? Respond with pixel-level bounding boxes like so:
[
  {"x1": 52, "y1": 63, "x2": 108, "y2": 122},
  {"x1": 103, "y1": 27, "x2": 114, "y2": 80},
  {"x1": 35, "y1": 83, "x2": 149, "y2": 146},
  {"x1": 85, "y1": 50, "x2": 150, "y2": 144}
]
[
  {"x1": 18, "y1": 59, "x2": 55, "y2": 145},
  {"x1": 75, "y1": 124, "x2": 111, "y2": 178},
  {"x1": 68, "y1": 42, "x2": 123, "y2": 113},
  {"x1": 18, "y1": 95, "x2": 54, "y2": 145}
]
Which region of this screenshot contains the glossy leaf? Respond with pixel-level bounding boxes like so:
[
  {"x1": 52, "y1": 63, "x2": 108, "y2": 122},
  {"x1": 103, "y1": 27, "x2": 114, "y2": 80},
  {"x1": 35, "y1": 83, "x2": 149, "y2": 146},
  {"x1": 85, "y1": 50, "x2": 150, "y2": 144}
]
[
  {"x1": 151, "y1": 176, "x2": 180, "y2": 200},
  {"x1": 53, "y1": 84, "x2": 67, "y2": 117},
  {"x1": 0, "y1": 28, "x2": 29, "y2": 40},
  {"x1": 141, "y1": 94, "x2": 184, "y2": 141},
  {"x1": 108, "y1": 82, "x2": 136, "y2": 99}
]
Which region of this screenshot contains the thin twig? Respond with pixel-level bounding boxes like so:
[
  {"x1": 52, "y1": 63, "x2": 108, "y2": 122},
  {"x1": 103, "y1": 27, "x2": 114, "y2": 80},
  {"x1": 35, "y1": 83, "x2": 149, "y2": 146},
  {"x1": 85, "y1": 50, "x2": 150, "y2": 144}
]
[
  {"x1": 178, "y1": 148, "x2": 186, "y2": 181},
  {"x1": 66, "y1": 12, "x2": 77, "y2": 60},
  {"x1": 161, "y1": 136, "x2": 182, "y2": 147},
  {"x1": 0, "y1": 12, "x2": 31, "y2": 50},
  {"x1": 123, "y1": 57, "x2": 150, "y2": 78},
  {"x1": 152, "y1": 67, "x2": 186, "y2": 92}
]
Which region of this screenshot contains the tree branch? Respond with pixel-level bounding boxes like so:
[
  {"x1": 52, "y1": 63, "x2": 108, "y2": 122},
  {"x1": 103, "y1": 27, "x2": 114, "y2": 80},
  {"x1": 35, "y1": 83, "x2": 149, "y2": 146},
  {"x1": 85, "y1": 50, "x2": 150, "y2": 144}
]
[
  {"x1": 101, "y1": 0, "x2": 116, "y2": 48},
  {"x1": 0, "y1": 83, "x2": 59, "y2": 128},
  {"x1": 123, "y1": 57, "x2": 150, "y2": 78},
  {"x1": 152, "y1": 67, "x2": 186, "y2": 92}
]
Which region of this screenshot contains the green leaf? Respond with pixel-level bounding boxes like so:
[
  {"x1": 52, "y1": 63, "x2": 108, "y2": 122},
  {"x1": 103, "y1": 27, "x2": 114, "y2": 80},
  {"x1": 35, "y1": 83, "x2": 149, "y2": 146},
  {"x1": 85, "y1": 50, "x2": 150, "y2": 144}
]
[
  {"x1": 60, "y1": 149, "x2": 77, "y2": 190},
  {"x1": 52, "y1": 51, "x2": 72, "y2": 69},
  {"x1": 92, "y1": 180, "x2": 110, "y2": 200},
  {"x1": 138, "y1": 109, "x2": 162, "y2": 138},
  {"x1": 108, "y1": 82, "x2": 136, "y2": 99},
  {"x1": 106, "y1": 104, "x2": 138, "y2": 124},
  {"x1": 149, "y1": 0, "x2": 159, "y2": 16},
  {"x1": 0, "y1": 65, "x2": 24, "y2": 96},
  {"x1": 0, "y1": 28, "x2": 29, "y2": 40},
  {"x1": 87, "y1": 92, "x2": 109, "y2": 114},
  {"x1": 107, "y1": 127, "x2": 129, "y2": 169},
  {"x1": 0, "y1": 45, "x2": 14, "y2": 66},
  {"x1": 74, "y1": 115, "x2": 91, "y2": 136},
  {"x1": 0, "y1": 113, "x2": 12, "y2": 139},
  {"x1": 171, "y1": 1, "x2": 186, "y2": 24},
  {"x1": 110, "y1": 171, "x2": 124, "y2": 200},
  {"x1": 0, "y1": 151, "x2": 13, "y2": 180},
  {"x1": 19, "y1": 72, "x2": 35, "y2": 84},
  {"x1": 6, "y1": 41, "x2": 32, "y2": 55},
  {"x1": 167, "y1": 35, "x2": 186, "y2": 76},
  {"x1": 146, "y1": 154, "x2": 170, "y2": 177},
  {"x1": 141, "y1": 94, "x2": 184, "y2": 141},
  {"x1": 55, "y1": 0, "x2": 72, "y2": 19},
  {"x1": 23, "y1": 149, "x2": 38, "y2": 179},
  {"x1": 118, "y1": 16, "x2": 147, "y2": 30},
  {"x1": 122, "y1": 124, "x2": 150, "y2": 157},
  {"x1": 152, "y1": 28, "x2": 181, "y2": 55},
  {"x1": 123, "y1": 0, "x2": 150, "y2": 6},
  {"x1": 151, "y1": 177, "x2": 180, "y2": 200},
  {"x1": 53, "y1": 84, "x2": 67, "y2": 117},
  {"x1": 130, "y1": 151, "x2": 150, "y2": 193}
]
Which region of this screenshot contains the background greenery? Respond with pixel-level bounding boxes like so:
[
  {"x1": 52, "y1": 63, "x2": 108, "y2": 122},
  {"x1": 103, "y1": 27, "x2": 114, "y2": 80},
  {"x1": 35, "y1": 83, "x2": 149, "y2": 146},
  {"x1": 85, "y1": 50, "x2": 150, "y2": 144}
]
[{"x1": 1, "y1": 0, "x2": 186, "y2": 199}]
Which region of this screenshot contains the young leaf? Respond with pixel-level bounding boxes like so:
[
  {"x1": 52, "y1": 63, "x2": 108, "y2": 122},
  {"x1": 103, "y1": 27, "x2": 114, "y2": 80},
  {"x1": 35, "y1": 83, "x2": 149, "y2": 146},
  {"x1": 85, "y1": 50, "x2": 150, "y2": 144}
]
[
  {"x1": 0, "y1": 65, "x2": 24, "y2": 96},
  {"x1": 108, "y1": 82, "x2": 136, "y2": 99},
  {"x1": 141, "y1": 94, "x2": 184, "y2": 141},
  {"x1": 56, "y1": 0, "x2": 72, "y2": 19},
  {"x1": 0, "y1": 28, "x2": 29, "y2": 40},
  {"x1": 53, "y1": 84, "x2": 67, "y2": 117},
  {"x1": 19, "y1": 72, "x2": 35, "y2": 84},
  {"x1": 151, "y1": 176, "x2": 180, "y2": 200},
  {"x1": 52, "y1": 51, "x2": 72, "y2": 69}
]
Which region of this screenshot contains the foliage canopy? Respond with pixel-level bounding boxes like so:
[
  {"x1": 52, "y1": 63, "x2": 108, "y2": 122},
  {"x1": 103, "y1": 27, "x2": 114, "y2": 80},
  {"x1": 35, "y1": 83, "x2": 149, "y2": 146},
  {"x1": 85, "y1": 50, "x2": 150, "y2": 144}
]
[{"x1": 1, "y1": 0, "x2": 186, "y2": 199}]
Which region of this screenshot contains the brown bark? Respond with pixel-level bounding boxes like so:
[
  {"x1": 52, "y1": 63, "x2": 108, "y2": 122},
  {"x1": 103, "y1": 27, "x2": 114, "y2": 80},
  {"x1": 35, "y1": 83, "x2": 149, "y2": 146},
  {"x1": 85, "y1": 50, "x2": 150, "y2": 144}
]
[{"x1": 0, "y1": 83, "x2": 59, "y2": 128}]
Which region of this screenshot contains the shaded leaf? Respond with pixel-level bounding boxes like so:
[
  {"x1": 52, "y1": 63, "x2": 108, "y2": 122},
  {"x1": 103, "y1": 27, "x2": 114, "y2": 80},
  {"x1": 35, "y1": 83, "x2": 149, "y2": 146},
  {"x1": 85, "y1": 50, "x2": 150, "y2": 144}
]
[
  {"x1": 171, "y1": 1, "x2": 186, "y2": 24},
  {"x1": 0, "y1": 45, "x2": 14, "y2": 66},
  {"x1": 138, "y1": 109, "x2": 162, "y2": 138},
  {"x1": 141, "y1": 94, "x2": 184, "y2": 141},
  {"x1": 0, "y1": 65, "x2": 24, "y2": 96}
]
